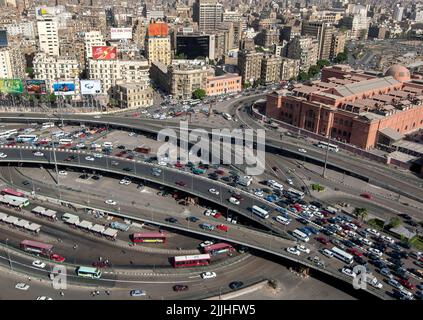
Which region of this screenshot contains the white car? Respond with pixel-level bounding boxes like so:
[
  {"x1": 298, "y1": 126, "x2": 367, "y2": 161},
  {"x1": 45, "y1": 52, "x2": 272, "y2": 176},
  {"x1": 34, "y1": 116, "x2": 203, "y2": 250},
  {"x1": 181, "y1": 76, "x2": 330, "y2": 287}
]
[
  {"x1": 254, "y1": 190, "x2": 264, "y2": 197},
  {"x1": 85, "y1": 156, "x2": 95, "y2": 161},
  {"x1": 345, "y1": 222, "x2": 358, "y2": 230},
  {"x1": 36, "y1": 296, "x2": 53, "y2": 300},
  {"x1": 365, "y1": 228, "x2": 380, "y2": 237},
  {"x1": 379, "y1": 235, "x2": 394, "y2": 244},
  {"x1": 298, "y1": 148, "x2": 307, "y2": 153},
  {"x1": 128, "y1": 132, "x2": 136, "y2": 137},
  {"x1": 76, "y1": 143, "x2": 85, "y2": 148},
  {"x1": 199, "y1": 241, "x2": 214, "y2": 248},
  {"x1": 228, "y1": 197, "x2": 240, "y2": 205},
  {"x1": 368, "y1": 247, "x2": 383, "y2": 257},
  {"x1": 203, "y1": 209, "x2": 212, "y2": 216},
  {"x1": 105, "y1": 199, "x2": 117, "y2": 206},
  {"x1": 286, "y1": 178, "x2": 293, "y2": 185},
  {"x1": 33, "y1": 151, "x2": 44, "y2": 157},
  {"x1": 286, "y1": 247, "x2": 301, "y2": 256},
  {"x1": 93, "y1": 153, "x2": 103, "y2": 158},
  {"x1": 321, "y1": 249, "x2": 334, "y2": 258},
  {"x1": 0, "y1": 152, "x2": 7, "y2": 158},
  {"x1": 201, "y1": 271, "x2": 217, "y2": 279},
  {"x1": 58, "y1": 170, "x2": 67, "y2": 176},
  {"x1": 296, "y1": 245, "x2": 310, "y2": 254},
  {"x1": 94, "y1": 115, "x2": 101, "y2": 119},
  {"x1": 15, "y1": 283, "x2": 30, "y2": 291},
  {"x1": 341, "y1": 267, "x2": 357, "y2": 278},
  {"x1": 208, "y1": 188, "x2": 219, "y2": 195},
  {"x1": 32, "y1": 260, "x2": 46, "y2": 269},
  {"x1": 119, "y1": 179, "x2": 131, "y2": 185},
  {"x1": 360, "y1": 237, "x2": 373, "y2": 246}
]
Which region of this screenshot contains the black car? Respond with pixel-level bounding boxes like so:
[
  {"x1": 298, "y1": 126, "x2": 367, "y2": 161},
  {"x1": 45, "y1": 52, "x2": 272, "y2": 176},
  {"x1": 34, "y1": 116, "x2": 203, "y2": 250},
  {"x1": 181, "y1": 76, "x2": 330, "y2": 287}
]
[
  {"x1": 397, "y1": 242, "x2": 411, "y2": 250},
  {"x1": 208, "y1": 175, "x2": 219, "y2": 181},
  {"x1": 91, "y1": 175, "x2": 101, "y2": 180},
  {"x1": 186, "y1": 216, "x2": 199, "y2": 223},
  {"x1": 229, "y1": 281, "x2": 244, "y2": 290},
  {"x1": 405, "y1": 220, "x2": 418, "y2": 227},
  {"x1": 123, "y1": 167, "x2": 133, "y2": 172},
  {"x1": 322, "y1": 228, "x2": 334, "y2": 236},
  {"x1": 342, "y1": 240, "x2": 356, "y2": 248},
  {"x1": 388, "y1": 257, "x2": 404, "y2": 267},
  {"x1": 117, "y1": 145, "x2": 126, "y2": 149},
  {"x1": 296, "y1": 218, "x2": 309, "y2": 225},
  {"x1": 373, "y1": 260, "x2": 387, "y2": 269},
  {"x1": 398, "y1": 213, "x2": 412, "y2": 220},
  {"x1": 22, "y1": 180, "x2": 30, "y2": 185},
  {"x1": 79, "y1": 174, "x2": 89, "y2": 179},
  {"x1": 310, "y1": 201, "x2": 322, "y2": 208},
  {"x1": 165, "y1": 217, "x2": 178, "y2": 223},
  {"x1": 354, "y1": 256, "x2": 367, "y2": 265}
]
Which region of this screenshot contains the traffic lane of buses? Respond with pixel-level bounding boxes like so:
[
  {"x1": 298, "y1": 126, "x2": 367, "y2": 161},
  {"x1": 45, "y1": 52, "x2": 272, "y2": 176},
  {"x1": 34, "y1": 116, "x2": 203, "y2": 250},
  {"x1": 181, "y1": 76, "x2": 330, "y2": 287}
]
[{"x1": 0, "y1": 147, "x2": 391, "y2": 299}]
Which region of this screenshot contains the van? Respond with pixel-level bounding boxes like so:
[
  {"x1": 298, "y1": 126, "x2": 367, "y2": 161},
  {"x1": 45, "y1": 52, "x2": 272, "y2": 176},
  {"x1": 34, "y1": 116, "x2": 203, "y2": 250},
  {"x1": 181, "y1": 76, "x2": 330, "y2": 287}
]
[
  {"x1": 410, "y1": 251, "x2": 422, "y2": 260},
  {"x1": 321, "y1": 249, "x2": 334, "y2": 258},
  {"x1": 276, "y1": 215, "x2": 291, "y2": 225}
]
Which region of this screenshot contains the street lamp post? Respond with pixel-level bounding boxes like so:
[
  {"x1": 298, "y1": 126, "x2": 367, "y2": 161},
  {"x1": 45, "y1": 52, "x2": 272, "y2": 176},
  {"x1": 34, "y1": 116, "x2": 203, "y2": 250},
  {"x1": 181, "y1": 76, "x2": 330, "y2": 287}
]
[
  {"x1": 322, "y1": 134, "x2": 331, "y2": 178},
  {"x1": 5, "y1": 238, "x2": 12, "y2": 271}
]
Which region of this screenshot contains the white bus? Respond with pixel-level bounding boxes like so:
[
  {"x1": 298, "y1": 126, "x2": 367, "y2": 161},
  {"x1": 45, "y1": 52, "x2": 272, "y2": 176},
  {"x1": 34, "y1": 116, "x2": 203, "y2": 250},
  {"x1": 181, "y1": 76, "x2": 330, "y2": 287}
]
[
  {"x1": 59, "y1": 138, "x2": 72, "y2": 145},
  {"x1": 317, "y1": 141, "x2": 339, "y2": 152},
  {"x1": 292, "y1": 229, "x2": 310, "y2": 242},
  {"x1": 41, "y1": 122, "x2": 55, "y2": 129},
  {"x1": 287, "y1": 188, "x2": 305, "y2": 199},
  {"x1": 222, "y1": 113, "x2": 232, "y2": 121},
  {"x1": 267, "y1": 180, "x2": 284, "y2": 191},
  {"x1": 251, "y1": 205, "x2": 270, "y2": 219},
  {"x1": 325, "y1": 206, "x2": 338, "y2": 214},
  {"x1": 17, "y1": 135, "x2": 38, "y2": 143},
  {"x1": 331, "y1": 246, "x2": 353, "y2": 264},
  {"x1": 0, "y1": 129, "x2": 18, "y2": 139}
]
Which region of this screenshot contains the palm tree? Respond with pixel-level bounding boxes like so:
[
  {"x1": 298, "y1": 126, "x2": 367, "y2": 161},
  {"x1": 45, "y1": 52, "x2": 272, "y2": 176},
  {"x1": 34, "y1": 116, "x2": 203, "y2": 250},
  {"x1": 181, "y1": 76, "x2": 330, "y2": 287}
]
[{"x1": 354, "y1": 207, "x2": 368, "y2": 221}]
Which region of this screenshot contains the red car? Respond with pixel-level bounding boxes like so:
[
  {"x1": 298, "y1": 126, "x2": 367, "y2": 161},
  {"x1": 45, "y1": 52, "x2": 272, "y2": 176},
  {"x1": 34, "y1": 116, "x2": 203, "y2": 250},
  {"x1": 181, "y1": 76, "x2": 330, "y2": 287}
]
[
  {"x1": 215, "y1": 170, "x2": 224, "y2": 175},
  {"x1": 175, "y1": 181, "x2": 187, "y2": 187},
  {"x1": 398, "y1": 279, "x2": 415, "y2": 290},
  {"x1": 347, "y1": 248, "x2": 364, "y2": 257},
  {"x1": 216, "y1": 224, "x2": 229, "y2": 232},
  {"x1": 126, "y1": 155, "x2": 134, "y2": 160},
  {"x1": 173, "y1": 285, "x2": 188, "y2": 292},
  {"x1": 175, "y1": 162, "x2": 183, "y2": 168},
  {"x1": 232, "y1": 194, "x2": 243, "y2": 201},
  {"x1": 315, "y1": 237, "x2": 329, "y2": 245},
  {"x1": 293, "y1": 204, "x2": 303, "y2": 212},
  {"x1": 214, "y1": 212, "x2": 222, "y2": 219},
  {"x1": 51, "y1": 254, "x2": 65, "y2": 263},
  {"x1": 360, "y1": 193, "x2": 372, "y2": 200}
]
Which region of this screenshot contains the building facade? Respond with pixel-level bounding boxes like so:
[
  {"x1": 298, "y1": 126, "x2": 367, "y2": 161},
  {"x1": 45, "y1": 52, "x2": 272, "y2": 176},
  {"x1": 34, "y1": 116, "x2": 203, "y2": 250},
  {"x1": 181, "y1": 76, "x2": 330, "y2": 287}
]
[
  {"x1": 146, "y1": 21, "x2": 171, "y2": 66},
  {"x1": 206, "y1": 73, "x2": 241, "y2": 96},
  {"x1": 36, "y1": 11, "x2": 60, "y2": 57},
  {"x1": 237, "y1": 50, "x2": 263, "y2": 84},
  {"x1": 193, "y1": 0, "x2": 223, "y2": 32},
  {"x1": 114, "y1": 81, "x2": 153, "y2": 109},
  {"x1": 0, "y1": 46, "x2": 25, "y2": 78}
]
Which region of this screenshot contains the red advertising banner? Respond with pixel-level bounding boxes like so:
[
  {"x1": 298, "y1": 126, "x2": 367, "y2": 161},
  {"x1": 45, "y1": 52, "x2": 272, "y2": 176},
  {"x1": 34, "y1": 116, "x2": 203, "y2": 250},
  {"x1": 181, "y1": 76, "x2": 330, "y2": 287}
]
[{"x1": 92, "y1": 46, "x2": 117, "y2": 60}]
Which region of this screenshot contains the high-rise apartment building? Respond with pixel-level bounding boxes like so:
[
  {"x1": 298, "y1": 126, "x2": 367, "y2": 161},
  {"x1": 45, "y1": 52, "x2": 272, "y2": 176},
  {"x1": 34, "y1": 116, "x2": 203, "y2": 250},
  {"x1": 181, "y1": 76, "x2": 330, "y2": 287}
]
[
  {"x1": 302, "y1": 21, "x2": 334, "y2": 61},
  {"x1": 84, "y1": 31, "x2": 105, "y2": 59},
  {"x1": 36, "y1": 8, "x2": 60, "y2": 57},
  {"x1": 0, "y1": 46, "x2": 25, "y2": 78},
  {"x1": 287, "y1": 36, "x2": 318, "y2": 72},
  {"x1": 146, "y1": 21, "x2": 171, "y2": 66},
  {"x1": 193, "y1": 0, "x2": 223, "y2": 31},
  {"x1": 261, "y1": 55, "x2": 282, "y2": 85},
  {"x1": 237, "y1": 50, "x2": 263, "y2": 84}
]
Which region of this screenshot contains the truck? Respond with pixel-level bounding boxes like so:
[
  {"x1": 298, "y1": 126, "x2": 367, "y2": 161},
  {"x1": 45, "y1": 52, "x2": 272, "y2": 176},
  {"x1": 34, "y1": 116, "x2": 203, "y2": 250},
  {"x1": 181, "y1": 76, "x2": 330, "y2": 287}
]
[
  {"x1": 110, "y1": 221, "x2": 131, "y2": 232},
  {"x1": 237, "y1": 175, "x2": 252, "y2": 187}
]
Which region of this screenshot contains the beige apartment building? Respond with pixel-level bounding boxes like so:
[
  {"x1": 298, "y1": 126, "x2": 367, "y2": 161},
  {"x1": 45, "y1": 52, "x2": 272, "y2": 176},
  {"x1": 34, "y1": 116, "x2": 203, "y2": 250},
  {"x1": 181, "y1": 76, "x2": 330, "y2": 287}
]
[
  {"x1": 114, "y1": 81, "x2": 153, "y2": 109},
  {"x1": 0, "y1": 46, "x2": 25, "y2": 79}
]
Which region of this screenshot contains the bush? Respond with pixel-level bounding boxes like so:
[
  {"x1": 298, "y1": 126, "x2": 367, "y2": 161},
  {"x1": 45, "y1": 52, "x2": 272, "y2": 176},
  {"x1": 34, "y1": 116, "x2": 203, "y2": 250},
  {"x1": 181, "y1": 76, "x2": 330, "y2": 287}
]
[{"x1": 311, "y1": 184, "x2": 325, "y2": 192}]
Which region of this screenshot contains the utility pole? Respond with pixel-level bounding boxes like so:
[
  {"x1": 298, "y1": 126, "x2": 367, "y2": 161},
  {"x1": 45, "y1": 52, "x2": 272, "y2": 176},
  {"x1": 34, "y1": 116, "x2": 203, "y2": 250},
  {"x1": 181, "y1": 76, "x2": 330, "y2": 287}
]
[{"x1": 322, "y1": 134, "x2": 331, "y2": 178}]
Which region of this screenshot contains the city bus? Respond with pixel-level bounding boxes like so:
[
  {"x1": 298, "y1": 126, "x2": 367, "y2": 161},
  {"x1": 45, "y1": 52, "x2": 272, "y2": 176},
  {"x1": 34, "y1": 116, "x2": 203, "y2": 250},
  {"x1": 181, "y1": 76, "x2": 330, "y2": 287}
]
[
  {"x1": 17, "y1": 135, "x2": 38, "y2": 143},
  {"x1": 20, "y1": 240, "x2": 53, "y2": 257},
  {"x1": 76, "y1": 266, "x2": 102, "y2": 279},
  {"x1": 331, "y1": 246, "x2": 354, "y2": 264},
  {"x1": 201, "y1": 243, "x2": 235, "y2": 256},
  {"x1": 267, "y1": 179, "x2": 284, "y2": 191},
  {"x1": 317, "y1": 141, "x2": 339, "y2": 152},
  {"x1": 1, "y1": 188, "x2": 25, "y2": 197},
  {"x1": 251, "y1": 205, "x2": 270, "y2": 219},
  {"x1": 131, "y1": 232, "x2": 167, "y2": 243},
  {"x1": 0, "y1": 129, "x2": 18, "y2": 139},
  {"x1": 0, "y1": 194, "x2": 30, "y2": 207},
  {"x1": 287, "y1": 188, "x2": 305, "y2": 199},
  {"x1": 171, "y1": 254, "x2": 211, "y2": 268},
  {"x1": 41, "y1": 122, "x2": 55, "y2": 129},
  {"x1": 292, "y1": 229, "x2": 310, "y2": 242}
]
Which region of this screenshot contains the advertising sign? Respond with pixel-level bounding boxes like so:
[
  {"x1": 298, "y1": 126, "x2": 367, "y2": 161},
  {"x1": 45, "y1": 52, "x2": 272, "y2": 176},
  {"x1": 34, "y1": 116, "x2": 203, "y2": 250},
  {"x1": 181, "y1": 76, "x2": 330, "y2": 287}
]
[
  {"x1": 0, "y1": 30, "x2": 8, "y2": 47},
  {"x1": 52, "y1": 82, "x2": 75, "y2": 96},
  {"x1": 110, "y1": 27, "x2": 132, "y2": 40},
  {"x1": 92, "y1": 46, "x2": 117, "y2": 60},
  {"x1": 25, "y1": 80, "x2": 47, "y2": 94},
  {"x1": 0, "y1": 79, "x2": 24, "y2": 94},
  {"x1": 80, "y1": 80, "x2": 101, "y2": 95}
]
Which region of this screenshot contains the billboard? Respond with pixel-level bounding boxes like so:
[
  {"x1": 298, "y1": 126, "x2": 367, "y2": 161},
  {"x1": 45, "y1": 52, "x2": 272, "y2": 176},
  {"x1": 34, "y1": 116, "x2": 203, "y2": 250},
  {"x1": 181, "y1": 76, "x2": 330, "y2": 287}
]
[
  {"x1": 35, "y1": 6, "x2": 55, "y2": 17},
  {"x1": 80, "y1": 80, "x2": 101, "y2": 95},
  {"x1": 0, "y1": 79, "x2": 24, "y2": 94},
  {"x1": 0, "y1": 30, "x2": 8, "y2": 47},
  {"x1": 147, "y1": 23, "x2": 169, "y2": 37},
  {"x1": 52, "y1": 82, "x2": 75, "y2": 96},
  {"x1": 92, "y1": 46, "x2": 117, "y2": 60},
  {"x1": 110, "y1": 27, "x2": 132, "y2": 40},
  {"x1": 25, "y1": 80, "x2": 47, "y2": 95}
]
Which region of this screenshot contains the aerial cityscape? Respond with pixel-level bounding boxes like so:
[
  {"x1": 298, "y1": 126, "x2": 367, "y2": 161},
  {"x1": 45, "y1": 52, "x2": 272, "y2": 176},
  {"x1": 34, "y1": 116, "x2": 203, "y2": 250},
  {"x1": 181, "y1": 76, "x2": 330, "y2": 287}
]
[{"x1": 0, "y1": 0, "x2": 422, "y2": 304}]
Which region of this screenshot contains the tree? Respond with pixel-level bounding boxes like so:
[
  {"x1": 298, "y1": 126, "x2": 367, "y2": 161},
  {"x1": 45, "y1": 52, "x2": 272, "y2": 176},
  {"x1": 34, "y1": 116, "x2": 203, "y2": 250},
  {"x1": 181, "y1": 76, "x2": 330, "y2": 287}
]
[
  {"x1": 192, "y1": 88, "x2": 206, "y2": 100},
  {"x1": 308, "y1": 65, "x2": 320, "y2": 78},
  {"x1": 354, "y1": 207, "x2": 368, "y2": 221},
  {"x1": 26, "y1": 67, "x2": 34, "y2": 79},
  {"x1": 243, "y1": 81, "x2": 252, "y2": 89},
  {"x1": 387, "y1": 216, "x2": 402, "y2": 229},
  {"x1": 317, "y1": 59, "x2": 331, "y2": 70},
  {"x1": 297, "y1": 71, "x2": 310, "y2": 82},
  {"x1": 334, "y1": 52, "x2": 348, "y2": 63}
]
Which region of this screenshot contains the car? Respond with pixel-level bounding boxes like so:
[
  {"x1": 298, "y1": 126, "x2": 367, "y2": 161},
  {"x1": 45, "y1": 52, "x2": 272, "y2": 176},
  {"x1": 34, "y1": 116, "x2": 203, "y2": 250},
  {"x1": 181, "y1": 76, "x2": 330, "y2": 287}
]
[
  {"x1": 388, "y1": 278, "x2": 404, "y2": 290},
  {"x1": 165, "y1": 217, "x2": 178, "y2": 224},
  {"x1": 321, "y1": 248, "x2": 334, "y2": 258},
  {"x1": 228, "y1": 197, "x2": 240, "y2": 205},
  {"x1": 85, "y1": 156, "x2": 95, "y2": 161},
  {"x1": 123, "y1": 167, "x2": 133, "y2": 172},
  {"x1": 201, "y1": 271, "x2": 217, "y2": 279},
  {"x1": 199, "y1": 241, "x2": 214, "y2": 248},
  {"x1": 286, "y1": 247, "x2": 301, "y2": 256},
  {"x1": 298, "y1": 148, "x2": 307, "y2": 153},
  {"x1": 360, "y1": 193, "x2": 372, "y2": 199},
  {"x1": 229, "y1": 281, "x2": 244, "y2": 290},
  {"x1": 187, "y1": 216, "x2": 199, "y2": 223},
  {"x1": 33, "y1": 151, "x2": 44, "y2": 157},
  {"x1": 315, "y1": 237, "x2": 329, "y2": 245},
  {"x1": 341, "y1": 267, "x2": 357, "y2": 278},
  {"x1": 365, "y1": 228, "x2": 380, "y2": 237},
  {"x1": 296, "y1": 245, "x2": 310, "y2": 254},
  {"x1": 58, "y1": 170, "x2": 67, "y2": 176},
  {"x1": 105, "y1": 199, "x2": 117, "y2": 206},
  {"x1": 32, "y1": 260, "x2": 46, "y2": 268},
  {"x1": 368, "y1": 247, "x2": 383, "y2": 257},
  {"x1": 354, "y1": 256, "x2": 367, "y2": 265},
  {"x1": 91, "y1": 175, "x2": 101, "y2": 181},
  {"x1": 130, "y1": 289, "x2": 146, "y2": 297},
  {"x1": 15, "y1": 283, "x2": 30, "y2": 291},
  {"x1": 50, "y1": 254, "x2": 65, "y2": 262},
  {"x1": 119, "y1": 178, "x2": 131, "y2": 185},
  {"x1": 398, "y1": 279, "x2": 415, "y2": 290},
  {"x1": 173, "y1": 285, "x2": 189, "y2": 292},
  {"x1": 208, "y1": 188, "x2": 219, "y2": 195},
  {"x1": 175, "y1": 181, "x2": 186, "y2": 187},
  {"x1": 0, "y1": 152, "x2": 7, "y2": 158},
  {"x1": 216, "y1": 224, "x2": 229, "y2": 232},
  {"x1": 36, "y1": 296, "x2": 53, "y2": 300}
]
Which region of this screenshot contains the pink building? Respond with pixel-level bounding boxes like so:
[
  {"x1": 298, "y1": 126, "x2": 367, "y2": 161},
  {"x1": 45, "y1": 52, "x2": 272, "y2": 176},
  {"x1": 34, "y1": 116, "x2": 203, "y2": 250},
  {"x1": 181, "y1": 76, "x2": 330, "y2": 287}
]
[{"x1": 206, "y1": 73, "x2": 242, "y2": 96}]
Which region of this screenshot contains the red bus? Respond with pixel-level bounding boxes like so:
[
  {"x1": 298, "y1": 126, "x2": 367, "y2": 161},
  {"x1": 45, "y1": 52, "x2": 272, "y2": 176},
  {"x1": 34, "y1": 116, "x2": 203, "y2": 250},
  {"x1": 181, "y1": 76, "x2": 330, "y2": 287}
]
[
  {"x1": 20, "y1": 240, "x2": 53, "y2": 257},
  {"x1": 131, "y1": 232, "x2": 167, "y2": 243},
  {"x1": 2, "y1": 188, "x2": 25, "y2": 197},
  {"x1": 201, "y1": 242, "x2": 235, "y2": 256},
  {"x1": 172, "y1": 254, "x2": 211, "y2": 268}
]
